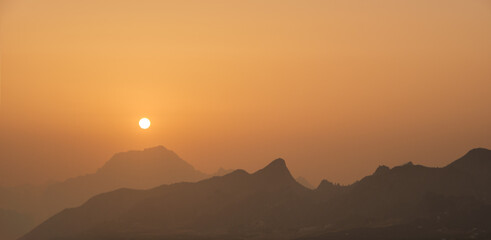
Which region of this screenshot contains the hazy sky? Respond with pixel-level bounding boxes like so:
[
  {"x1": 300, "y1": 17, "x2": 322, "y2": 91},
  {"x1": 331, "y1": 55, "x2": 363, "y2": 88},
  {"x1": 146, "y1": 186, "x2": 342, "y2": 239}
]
[{"x1": 1, "y1": 0, "x2": 490, "y2": 187}]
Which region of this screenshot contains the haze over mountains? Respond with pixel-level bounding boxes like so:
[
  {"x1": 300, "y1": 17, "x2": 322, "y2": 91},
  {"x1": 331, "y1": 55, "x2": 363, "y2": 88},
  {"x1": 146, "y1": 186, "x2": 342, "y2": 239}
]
[
  {"x1": 0, "y1": 208, "x2": 33, "y2": 240},
  {"x1": 21, "y1": 148, "x2": 491, "y2": 240},
  {"x1": 0, "y1": 146, "x2": 209, "y2": 240},
  {"x1": 296, "y1": 177, "x2": 314, "y2": 189}
]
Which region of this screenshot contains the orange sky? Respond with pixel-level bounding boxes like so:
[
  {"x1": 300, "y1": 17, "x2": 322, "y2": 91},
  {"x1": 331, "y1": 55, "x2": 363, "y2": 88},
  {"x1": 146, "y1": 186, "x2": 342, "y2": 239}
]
[{"x1": 1, "y1": 0, "x2": 491, "y2": 187}]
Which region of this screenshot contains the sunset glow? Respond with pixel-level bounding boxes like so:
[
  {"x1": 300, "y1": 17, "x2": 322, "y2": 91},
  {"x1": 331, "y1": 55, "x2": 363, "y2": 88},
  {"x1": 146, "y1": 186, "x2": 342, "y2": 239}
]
[
  {"x1": 1, "y1": 1, "x2": 491, "y2": 240},
  {"x1": 1, "y1": 0, "x2": 490, "y2": 194}
]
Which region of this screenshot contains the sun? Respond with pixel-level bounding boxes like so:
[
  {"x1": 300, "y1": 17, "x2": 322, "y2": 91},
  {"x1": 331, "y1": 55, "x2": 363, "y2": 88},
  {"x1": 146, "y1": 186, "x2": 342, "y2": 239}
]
[{"x1": 139, "y1": 118, "x2": 151, "y2": 129}]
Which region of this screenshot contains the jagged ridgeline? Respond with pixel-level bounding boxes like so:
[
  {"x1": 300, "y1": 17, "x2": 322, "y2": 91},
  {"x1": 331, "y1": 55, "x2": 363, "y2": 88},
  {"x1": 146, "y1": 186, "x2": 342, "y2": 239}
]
[{"x1": 20, "y1": 148, "x2": 491, "y2": 240}]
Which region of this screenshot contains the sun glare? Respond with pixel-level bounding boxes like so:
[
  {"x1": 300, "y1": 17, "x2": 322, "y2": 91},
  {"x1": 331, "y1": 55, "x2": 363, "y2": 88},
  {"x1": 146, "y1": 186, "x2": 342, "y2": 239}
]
[{"x1": 139, "y1": 118, "x2": 151, "y2": 129}]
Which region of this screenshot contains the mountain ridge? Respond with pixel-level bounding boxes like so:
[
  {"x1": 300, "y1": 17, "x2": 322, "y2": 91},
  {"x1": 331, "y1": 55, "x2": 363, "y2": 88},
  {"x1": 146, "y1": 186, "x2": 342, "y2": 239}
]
[
  {"x1": 20, "y1": 148, "x2": 491, "y2": 240},
  {"x1": 0, "y1": 146, "x2": 208, "y2": 240}
]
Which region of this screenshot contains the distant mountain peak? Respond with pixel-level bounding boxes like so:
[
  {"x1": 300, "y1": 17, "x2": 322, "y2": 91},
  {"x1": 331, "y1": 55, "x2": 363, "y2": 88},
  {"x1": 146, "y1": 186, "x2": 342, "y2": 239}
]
[
  {"x1": 317, "y1": 179, "x2": 334, "y2": 188},
  {"x1": 222, "y1": 169, "x2": 250, "y2": 179},
  {"x1": 374, "y1": 165, "x2": 390, "y2": 175},
  {"x1": 102, "y1": 146, "x2": 179, "y2": 166},
  {"x1": 316, "y1": 179, "x2": 344, "y2": 195},
  {"x1": 105, "y1": 146, "x2": 177, "y2": 165},
  {"x1": 447, "y1": 147, "x2": 491, "y2": 170},
  {"x1": 255, "y1": 158, "x2": 287, "y2": 173},
  {"x1": 253, "y1": 158, "x2": 295, "y2": 182},
  {"x1": 143, "y1": 145, "x2": 171, "y2": 152},
  {"x1": 267, "y1": 158, "x2": 287, "y2": 168},
  {"x1": 463, "y1": 148, "x2": 491, "y2": 158},
  {"x1": 95, "y1": 146, "x2": 205, "y2": 182}
]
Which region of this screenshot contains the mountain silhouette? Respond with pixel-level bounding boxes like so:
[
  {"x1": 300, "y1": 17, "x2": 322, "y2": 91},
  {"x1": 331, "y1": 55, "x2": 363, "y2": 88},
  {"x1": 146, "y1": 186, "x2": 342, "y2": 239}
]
[
  {"x1": 304, "y1": 148, "x2": 491, "y2": 239},
  {"x1": 21, "y1": 158, "x2": 314, "y2": 240},
  {"x1": 20, "y1": 148, "x2": 491, "y2": 240},
  {"x1": 315, "y1": 179, "x2": 346, "y2": 197},
  {"x1": 41, "y1": 146, "x2": 206, "y2": 211},
  {"x1": 0, "y1": 146, "x2": 207, "y2": 240}
]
